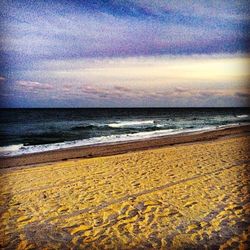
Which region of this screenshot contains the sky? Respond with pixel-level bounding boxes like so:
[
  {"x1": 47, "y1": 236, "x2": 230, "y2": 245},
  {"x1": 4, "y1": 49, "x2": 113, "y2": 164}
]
[{"x1": 0, "y1": 0, "x2": 250, "y2": 107}]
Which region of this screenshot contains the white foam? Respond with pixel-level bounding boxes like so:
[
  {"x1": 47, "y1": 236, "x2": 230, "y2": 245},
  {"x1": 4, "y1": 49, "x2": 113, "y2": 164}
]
[
  {"x1": 217, "y1": 123, "x2": 240, "y2": 128},
  {"x1": 237, "y1": 115, "x2": 248, "y2": 118},
  {"x1": 156, "y1": 124, "x2": 165, "y2": 128},
  {"x1": 0, "y1": 144, "x2": 24, "y2": 153},
  {"x1": 0, "y1": 126, "x2": 218, "y2": 157},
  {"x1": 108, "y1": 120, "x2": 155, "y2": 128}
]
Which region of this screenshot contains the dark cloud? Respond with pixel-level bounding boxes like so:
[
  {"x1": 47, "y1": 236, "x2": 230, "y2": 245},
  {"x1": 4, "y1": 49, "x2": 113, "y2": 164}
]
[
  {"x1": 114, "y1": 86, "x2": 132, "y2": 92},
  {"x1": 235, "y1": 92, "x2": 250, "y2": 98},
  {"x1": 174, "y1": 87, "x2": 189, "y2": 93}
]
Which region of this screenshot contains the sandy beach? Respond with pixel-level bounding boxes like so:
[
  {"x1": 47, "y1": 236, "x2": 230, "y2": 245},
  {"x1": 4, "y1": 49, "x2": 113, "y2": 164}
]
[{"x1": 0, "y1": 126, "x2": 249, "y2": 249}]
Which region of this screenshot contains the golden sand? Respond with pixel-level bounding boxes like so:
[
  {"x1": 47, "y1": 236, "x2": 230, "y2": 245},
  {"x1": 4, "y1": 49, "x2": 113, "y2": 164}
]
[{"x1": 0, "y1": 136, "x2": 249, "y2": 249}]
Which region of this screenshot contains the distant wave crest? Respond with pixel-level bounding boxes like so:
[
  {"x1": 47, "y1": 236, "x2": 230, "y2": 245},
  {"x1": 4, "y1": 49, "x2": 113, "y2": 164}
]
[
  {"x1": 108, "y1": 120, "x2": 155, "y2": 128},
  {"x1": 236, "y1": 115, "x2": 248, "y2": 118},
  {"x1": 71, "y1": 120, "x2": 157, "y2": 130}
]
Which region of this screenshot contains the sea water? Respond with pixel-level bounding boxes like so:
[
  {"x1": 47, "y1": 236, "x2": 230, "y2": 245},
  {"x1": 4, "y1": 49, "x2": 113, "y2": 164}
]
[{"x1": 0, "y1": 108, "x2": 249, "y2": 156}]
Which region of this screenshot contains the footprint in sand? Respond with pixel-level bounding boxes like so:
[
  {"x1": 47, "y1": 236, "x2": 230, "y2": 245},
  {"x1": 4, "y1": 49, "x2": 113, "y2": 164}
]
[{"x1": 184, "y1": 201, "x2": 198, "y2": 208}]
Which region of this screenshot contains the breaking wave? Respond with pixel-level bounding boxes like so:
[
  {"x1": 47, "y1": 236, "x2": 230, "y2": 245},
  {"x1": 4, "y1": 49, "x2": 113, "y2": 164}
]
[
  {"x1": 0, "y1": 125, "x2": 227, "y2": 157},
  {"x1": 108, "y1": 120, "x2": 155, "y2": 128}
]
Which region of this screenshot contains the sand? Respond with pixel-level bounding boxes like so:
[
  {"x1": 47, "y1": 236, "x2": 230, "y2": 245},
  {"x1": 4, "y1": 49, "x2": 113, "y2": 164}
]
[{"x1": 0, "y1": 132, "x2": 250, "y2": 249}]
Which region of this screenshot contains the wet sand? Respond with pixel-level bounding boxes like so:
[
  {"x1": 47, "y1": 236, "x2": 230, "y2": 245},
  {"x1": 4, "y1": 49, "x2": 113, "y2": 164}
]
[
  {"x1": 1, "y1": 124, "x2": 250, "y2": 169},
  {"x1": 0, "y1": 127, "x2": 250, "y2": 249}
]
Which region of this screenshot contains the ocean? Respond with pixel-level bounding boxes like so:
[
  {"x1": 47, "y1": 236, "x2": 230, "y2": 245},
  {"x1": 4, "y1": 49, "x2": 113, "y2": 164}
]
[{"x1": 0, "y1": 108, "x2": 249, "y2": 157}]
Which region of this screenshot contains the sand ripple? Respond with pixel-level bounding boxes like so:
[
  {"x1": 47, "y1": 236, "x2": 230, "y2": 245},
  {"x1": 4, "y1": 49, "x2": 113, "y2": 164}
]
[{"x1": 0, "y1": 136, "x2": 249, "y2": 249}]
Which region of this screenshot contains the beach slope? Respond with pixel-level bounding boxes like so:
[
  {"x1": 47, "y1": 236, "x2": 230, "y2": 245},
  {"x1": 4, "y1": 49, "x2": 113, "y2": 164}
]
[{"x1": 0, "y1": 134, "x2": 249, "y2": 249}]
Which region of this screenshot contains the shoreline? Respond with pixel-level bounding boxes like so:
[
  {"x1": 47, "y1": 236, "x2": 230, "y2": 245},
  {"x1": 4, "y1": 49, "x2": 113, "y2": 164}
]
[
  {"x1": 1, "y1": 130, "x2": 249, "y2": 248},
  {"x1": 1, "y1": 124, "x2": 250, "y2": 169}
]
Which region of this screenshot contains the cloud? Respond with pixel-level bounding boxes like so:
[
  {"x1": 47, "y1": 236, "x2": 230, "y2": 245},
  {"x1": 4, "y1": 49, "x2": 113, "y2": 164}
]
[
  {"x1": 114, "y1": 86, "x2": 132, "y2": 92},
  {"x1": 174, "y1": 87, "x2": 189, "y2": 93},
  {"x1": 1, "y1": 0, "x2": 248, "y2": 68},
  {"x1": 0, "y1": 76, "x2": 6, "y2": 82},
  {"x1": 234, "y1": 92, "x2": 250, "y2": 98},
  {"x1": 79, "y1": 84, "x2": 136, "y2": 100},
  {"x1": 61, "y1": 85, "x2": 72, "y2": 92},
  {"x1": 1, "y1": 51, "x2": 248, "y2": 107},
  {"x1": 1, "y1": 0, "x2": 249, "y2": 107},
  {"x1": 0, "y1": 93, "x2": 14, "y2": 97},
  {"x1": 16, "y1": 80, "x2": 53, "y2": 90},
  {"x1": 124, "y1": 0, "x2": 250, "y2": 21},
  {"x1": 60, "y1": 81, "x2": 248, "y2": 104},
  {"x1": 2, "y1": 77, "x2": 249, "y2": 107},
  {"x1": 28, "y1": 54, "x2": 250, "y2": 90}
]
